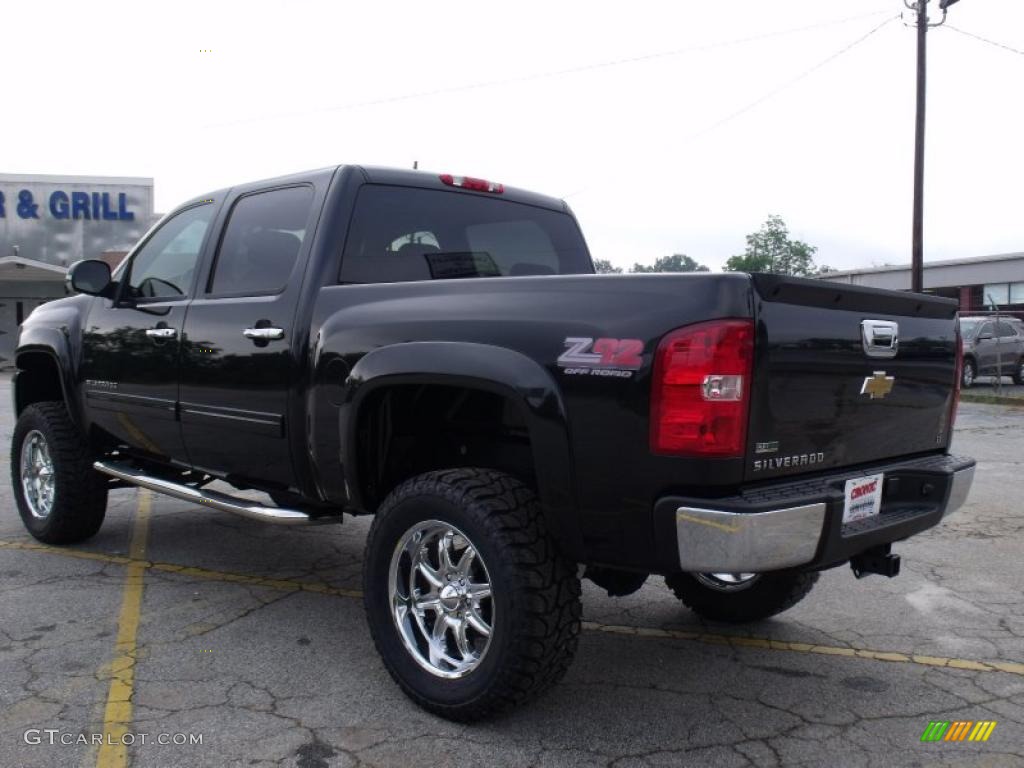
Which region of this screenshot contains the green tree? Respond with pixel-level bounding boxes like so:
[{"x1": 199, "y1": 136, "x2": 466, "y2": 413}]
[
  {"x1": 724, "y1": 215, "x2": 819, "y2": 276},
  {"x1": 631, "y1": 253, "x2": 709, "y2": 273},
  {"x1": 593, "y1": 258, "x2": 623, "y2": 274}
]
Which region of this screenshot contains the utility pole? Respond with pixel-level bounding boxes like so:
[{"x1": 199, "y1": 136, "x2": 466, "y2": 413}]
[
  {"x1": 908, "y1": 0, "x2": 958, "y2": 293},
  {"x1": 911, "y1": 0, "x2": 928, "y2": 293}
]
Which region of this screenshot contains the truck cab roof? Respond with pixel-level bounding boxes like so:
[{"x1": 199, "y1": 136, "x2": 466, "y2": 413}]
[{"x1": 179, "y1": 165, "x2": 569, "y2": 216}]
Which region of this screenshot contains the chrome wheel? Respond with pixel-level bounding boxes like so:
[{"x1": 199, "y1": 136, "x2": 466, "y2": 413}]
[
  {"x1": 694, "y1": 572, "x2": 760, "y2": 592},
  {"x1": 20, "y1": 430, "x2": 55, "y2": 520},
  {"x1": 388, "y1": 520, "x2": 494, "y2": 679}
]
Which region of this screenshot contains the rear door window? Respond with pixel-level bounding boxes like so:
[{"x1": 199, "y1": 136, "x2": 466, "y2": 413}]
[
  {"x1": 208, "y1": 186, "x2": 314, "y2": 296},
  {"x1": 340, "y1": 185, "x2": 591, "y2": 284},
  {"x1": 996, "y1": 321, "x2": 1019, "y2": 338}
]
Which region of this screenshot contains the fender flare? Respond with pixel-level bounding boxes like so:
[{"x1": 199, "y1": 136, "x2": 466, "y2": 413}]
[
  {"x1": 341, "y1": 341, "x2": 583, "y2": 560},
  {"x1": 13, "y1": 325, "x2": 80, "y2": 426}
]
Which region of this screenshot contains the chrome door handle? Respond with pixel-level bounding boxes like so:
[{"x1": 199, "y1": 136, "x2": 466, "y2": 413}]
[
  {"x1": 243, "y1": 327, "x2": 285, "y2": 341},
  {"x1": 145, "y1": 327, "x2": 177, "y2": 340}
]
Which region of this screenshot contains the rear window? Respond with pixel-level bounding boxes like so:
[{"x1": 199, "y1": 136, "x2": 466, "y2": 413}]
[{"x1": 339, "y1": 185, "x2": 591, "y2": 284}]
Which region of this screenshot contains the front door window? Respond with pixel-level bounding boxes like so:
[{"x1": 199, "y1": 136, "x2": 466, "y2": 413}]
[{"x1": 124, "y1": 204, "x2": 214, "y2": 301}]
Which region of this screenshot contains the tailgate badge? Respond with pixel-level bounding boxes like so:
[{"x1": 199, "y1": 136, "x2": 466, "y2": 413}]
[
  {"x1": 861, "y1": 371, "x2": 895, "y2": 399},
  {"x1": 861, "y1": 319, "x2": 899, "y2": 359}
]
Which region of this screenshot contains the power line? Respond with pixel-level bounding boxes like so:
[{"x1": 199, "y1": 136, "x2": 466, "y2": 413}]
[
  {"x1": 685, "y1": 15, "x2": 899, "y2": 143},
  {"x1": 564, "y1": 14, "x2": 900, "y2": 199},
  {"x1": 945, "y1": 25, "x2": 1024, "y2": 58},
  {"x1": 204, "y1": 8, "x2": 896, "y2": 130}
]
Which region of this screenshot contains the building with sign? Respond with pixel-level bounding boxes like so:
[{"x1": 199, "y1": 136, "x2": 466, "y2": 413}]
[
  {"x1": 0, "y1": 173, "x2": 157, "y2": 365},
  {"x1": 819, "y1": 251, "x2": 1024, "y2": 317}
]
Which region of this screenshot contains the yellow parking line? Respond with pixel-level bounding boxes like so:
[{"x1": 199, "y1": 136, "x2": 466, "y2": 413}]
[
  {"x1": 578, "y1": 621, "x2": 1024, "y2": 675},
  {"x1": 0, "y1": 536, "x2": 362, "y2": 599},
  {"x1": 96, "y1": 490, "x2": 151, "y2": 768},
  {"x1": 1, "y1": 535, "x2": 1021, "y2": 678}
]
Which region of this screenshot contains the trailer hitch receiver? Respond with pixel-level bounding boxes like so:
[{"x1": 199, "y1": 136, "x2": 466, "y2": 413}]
[{"x1": 850, "y1": 543, "x2": 901, "y2": 579}]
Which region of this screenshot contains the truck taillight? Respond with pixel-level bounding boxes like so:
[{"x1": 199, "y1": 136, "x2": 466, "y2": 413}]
[
  {"x1": 650, "y1": 319, "x2": 754, "y2": 457},
  {"x1": 439, "y1": 174, "x2": 504, "y2": 193}
]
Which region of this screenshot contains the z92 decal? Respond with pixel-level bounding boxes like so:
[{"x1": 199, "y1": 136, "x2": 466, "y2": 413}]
[{"x1": 557, "y1": 337, "x2": 644, "y2": 378}]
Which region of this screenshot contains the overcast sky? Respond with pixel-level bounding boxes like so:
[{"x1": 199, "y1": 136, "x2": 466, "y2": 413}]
[{"x1": 5, "y1": 0, "x2": 1022, "y2": 272}]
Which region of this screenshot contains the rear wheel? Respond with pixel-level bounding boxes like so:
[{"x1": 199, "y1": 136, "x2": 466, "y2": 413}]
[
  {"x1": 665, "y1": 569, "x2": 818, "y2": 623},
  {"x1": 11, "y1": 402, "x2": 108, "y2": 544},
  {"x1": 962, "y1": 358, "x2": 977, "y2": 389},
  {"x1": 363, "y1": 468, "x2": 581, "y2": 721}
]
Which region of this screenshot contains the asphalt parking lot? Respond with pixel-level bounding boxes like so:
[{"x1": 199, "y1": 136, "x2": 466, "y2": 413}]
[{"x1": 1, "y1": 383, "x2": 1022, "y2": 768}]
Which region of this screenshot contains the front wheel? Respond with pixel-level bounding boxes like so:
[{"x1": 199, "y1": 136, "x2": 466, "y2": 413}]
[
  {"x1": 665, "y1": 570, "x2": 818, "y2": 623},
  {"x1": 1013, "y1": 357, "x2": 1024, "y2": 386},
  {"x1": 11, "y1": 402, "x2": 108, "y2": 544},
  {"x1": 363, "y1": 468, "x2": 581, "y2": 721}
]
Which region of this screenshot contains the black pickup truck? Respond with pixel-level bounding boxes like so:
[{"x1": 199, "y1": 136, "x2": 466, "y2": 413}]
[{"x1": 11, "y1": 165, "x2": 974, "y2": 720}]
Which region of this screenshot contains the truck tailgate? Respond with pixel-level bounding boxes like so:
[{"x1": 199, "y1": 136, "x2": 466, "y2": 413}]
[{"x1": 745, "y1": 274, "x2": 959, "y2": 482}]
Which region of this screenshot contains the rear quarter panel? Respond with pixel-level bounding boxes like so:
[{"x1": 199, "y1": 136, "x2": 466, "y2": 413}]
[{"x1": 309, "y1": 272, "x2": 755, "y2": 569}]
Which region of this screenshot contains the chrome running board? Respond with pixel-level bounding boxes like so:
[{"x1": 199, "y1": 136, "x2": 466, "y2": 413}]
[{"x1": 93, "y1": 461, "x2": 340, "y2": 526}]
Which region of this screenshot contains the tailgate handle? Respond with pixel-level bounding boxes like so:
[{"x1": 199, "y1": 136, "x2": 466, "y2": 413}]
[{"x1": 861, "y1": 320, "x2": 899, "y2": 359}]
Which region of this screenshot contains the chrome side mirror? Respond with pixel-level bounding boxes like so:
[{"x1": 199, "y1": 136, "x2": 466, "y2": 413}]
[{"x1": 67, "y1": 259, "x2": 114, "y2": 297}]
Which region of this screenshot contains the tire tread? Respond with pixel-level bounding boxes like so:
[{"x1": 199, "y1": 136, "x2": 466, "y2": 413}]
[
  {"x1": 664, "y1": 570, "x2": 818, "y2": 623},
  {"x1": 363, "y1": 468, "x2": 581, "y2": 721},
  {"x1": 12, "y1": 401, "x2": 107, "y2": 544}
]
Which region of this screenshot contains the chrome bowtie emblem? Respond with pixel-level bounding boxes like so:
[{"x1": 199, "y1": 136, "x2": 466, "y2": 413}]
[{"x1": 861, "y1": 371, "x2": 895, "y2": 399}]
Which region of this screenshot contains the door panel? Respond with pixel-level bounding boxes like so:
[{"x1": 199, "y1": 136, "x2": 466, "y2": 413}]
[
  {"x1": 80, "y1": 201, "x2": 216, "y2": 461},
  {"x1": 975, "y1": 322, "x2": 997, "y2": 373},
  {"x1": 179, "y1": 295, "x2": 297, "y2": 484},
  {"x1": 995, "y1": 322, "x2": 1024, "y2": 375},
  {"x1": 179, "y1": 184, "x2": 316, "y2": 488},
  {"x1": 81, "y1": 302, "x2": 188, "y2": 459}
]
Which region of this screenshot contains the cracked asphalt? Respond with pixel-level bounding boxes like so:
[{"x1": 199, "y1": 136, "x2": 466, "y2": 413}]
[{"x1": 1, "y1": 381, "x2": 1022, "y2": 767}]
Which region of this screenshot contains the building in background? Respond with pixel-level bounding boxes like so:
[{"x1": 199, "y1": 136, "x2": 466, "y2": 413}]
[
  {"x1": 0, "y1": 174, "x2": 158, "y2": 365},
  {"x1": 819, "y1": 252, "x2": 1024, "y2": 316}
]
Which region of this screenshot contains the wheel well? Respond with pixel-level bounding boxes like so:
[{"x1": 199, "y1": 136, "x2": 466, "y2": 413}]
[
  {"x1": 355, "y1": 384, "x2": 535, "y2": 511},
  {"x1": 14, "y1": 351, "x2": 65, "y2": 416}
]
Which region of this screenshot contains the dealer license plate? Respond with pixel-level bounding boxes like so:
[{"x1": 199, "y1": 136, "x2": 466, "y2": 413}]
[{"x1": 842, "y1": 473, "x2": 884, "y2": 524}]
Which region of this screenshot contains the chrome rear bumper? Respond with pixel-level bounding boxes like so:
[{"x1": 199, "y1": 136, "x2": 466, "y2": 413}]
[
  {"x1": 670, "y1": 459, "x2": 975, "y2": 573},
  {"x1": 675, "y1": 503, "x2": 826, "y2": 573}
]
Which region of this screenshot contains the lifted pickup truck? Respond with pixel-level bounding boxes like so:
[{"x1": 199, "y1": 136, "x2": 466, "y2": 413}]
[{"x1": 11, "y1": 165, "x2": 974, "y2": 720}]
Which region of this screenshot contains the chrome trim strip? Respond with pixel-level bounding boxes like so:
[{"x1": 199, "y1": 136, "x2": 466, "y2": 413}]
[
  {"x1": 84, "y1": 390, "x2": 175, "y2": 410},
  {"x1": 676, "y1": 503, "x2": 826, "y2": 572},
  {"x1": 943, "y1": 464, "x2": 975, "y2": 518},
  {"x1": 93, "y1": 461, "x2": 338, "y2": 526},
  {"x1": 178, "y1": 402, "x2": 283, "y2": 437}
]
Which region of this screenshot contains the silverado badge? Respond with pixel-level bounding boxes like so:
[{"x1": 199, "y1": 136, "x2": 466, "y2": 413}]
[{"x1": 861, "y1": 371, "x2": 895, "y2": 400}]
